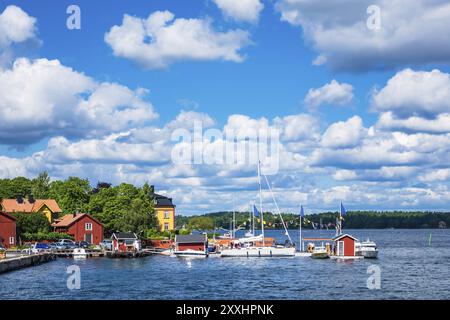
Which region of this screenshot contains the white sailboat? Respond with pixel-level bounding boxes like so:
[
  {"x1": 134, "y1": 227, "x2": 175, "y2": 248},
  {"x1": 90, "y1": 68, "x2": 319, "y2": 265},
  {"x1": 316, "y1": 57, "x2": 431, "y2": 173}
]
[{"x1": 220, "y1": 160, "x2": 296, "y2": 258}]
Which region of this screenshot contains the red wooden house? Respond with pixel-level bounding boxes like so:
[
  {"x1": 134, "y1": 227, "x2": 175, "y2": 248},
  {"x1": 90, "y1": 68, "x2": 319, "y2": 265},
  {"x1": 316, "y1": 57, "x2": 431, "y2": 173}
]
[
  {"x1": 0, "y1": 211, "x2": 17, "y2": 248},
  {"x1": 52, "y1": 213, "x2": 104, "y2": 244},
  {"x1": 175, "y1": 234, "x2": 208, "y2": 252},
  {"x1": 332, "y1": 233, "x2": 358, "y2": 257}
]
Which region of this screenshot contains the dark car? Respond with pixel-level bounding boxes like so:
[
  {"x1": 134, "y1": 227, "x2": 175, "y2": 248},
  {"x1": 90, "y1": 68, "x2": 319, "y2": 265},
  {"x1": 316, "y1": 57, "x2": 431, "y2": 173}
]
[{"x1": 75, "y1": 241, "x2": 90, "y2": 248}]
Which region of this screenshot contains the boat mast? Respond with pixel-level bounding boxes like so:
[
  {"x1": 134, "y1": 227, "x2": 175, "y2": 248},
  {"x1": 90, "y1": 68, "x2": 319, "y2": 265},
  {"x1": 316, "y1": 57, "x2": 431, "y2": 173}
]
[
  {"x1": 257, "y1": 154, "x2": 265, "y2": 246},
  {"x1": 299, "y1": 206, "x2": 303, "y2": 252},
  {"x1": 251, "y1": 206, "x2": 255, "y2": 236},
  {"x1": 232, "y1": 209, "x2": 236, "y2": 238}
]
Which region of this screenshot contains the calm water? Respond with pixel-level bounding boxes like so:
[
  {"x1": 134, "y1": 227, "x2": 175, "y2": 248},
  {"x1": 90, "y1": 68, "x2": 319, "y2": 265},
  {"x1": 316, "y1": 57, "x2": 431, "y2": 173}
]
[{"x1": 1, "y1": 229, "x2": 450, "y2": 300}]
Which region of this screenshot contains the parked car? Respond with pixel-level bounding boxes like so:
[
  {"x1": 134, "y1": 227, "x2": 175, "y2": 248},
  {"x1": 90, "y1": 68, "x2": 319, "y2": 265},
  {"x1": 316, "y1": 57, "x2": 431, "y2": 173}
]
[
  {"x1": 99, "y1": 239, "x2": 113, "y2": 251},
  {"x1": 75, "y1": 241, "x2": 90, "y2": 248},
  {"x1": 55, "y1": 239, "x2": 77, "y2": 250},
  {"x1": 31, "y1": 242, "x2": 51, "y2": 253}
]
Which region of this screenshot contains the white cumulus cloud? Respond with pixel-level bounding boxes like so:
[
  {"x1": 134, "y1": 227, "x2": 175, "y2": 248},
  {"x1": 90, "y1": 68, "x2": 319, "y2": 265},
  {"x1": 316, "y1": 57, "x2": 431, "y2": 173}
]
[
  {"x1": 275, "y1": 0, "x2": 450, "y2": 71},
  {"x1": 0, "y1": 5, "x2": 36, "y2": 49},
  {"x1": 105, "y1": 10, "x2": 251, "y2": 69},
  {"x1": 304, "y1": 79, "x2": 354, "y2": 109},
  {"x1": 213, "y1": 0, "x2": 264, "y2": 23},
  {"x1": 0, "y1": 58, "x2": 158, "y2": 145}
]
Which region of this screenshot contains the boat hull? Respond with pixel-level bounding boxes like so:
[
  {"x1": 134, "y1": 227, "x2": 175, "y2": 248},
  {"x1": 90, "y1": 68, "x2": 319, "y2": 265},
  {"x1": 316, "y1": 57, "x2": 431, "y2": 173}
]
[
  {"x1": 360, "y1": 250, "x2": 378, "y2": 259},
  {"x1": 311, "y1": 252, "x2": 329, "y2": 259},
  {"x1": 173, "y1": 250, "x2": 208, "y2": 259},
  {"x1": 220, "y1": 247, "x2": 295, "y2": 257}
]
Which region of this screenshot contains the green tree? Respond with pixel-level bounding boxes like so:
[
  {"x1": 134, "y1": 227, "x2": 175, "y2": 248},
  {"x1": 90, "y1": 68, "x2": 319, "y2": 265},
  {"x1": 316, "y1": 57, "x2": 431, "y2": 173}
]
[
  {"x1": 49, "y1": 177, "x2": 91, "y2": 213},
  {"x1": 187, "y1": 216, "x2": 215, "y2": 230},
  {"x1": 87, "y1": 183, "x2": 156, "y2": 234},
  {"x1": 32, "y1": 171, "x2": 51, "y2": 198},
  {"x1": 0, "y1": 177, "x2": 32, "y2": 199},
  {"x1": 13, "y1": 213, "x2": 50, "y2": 236}
]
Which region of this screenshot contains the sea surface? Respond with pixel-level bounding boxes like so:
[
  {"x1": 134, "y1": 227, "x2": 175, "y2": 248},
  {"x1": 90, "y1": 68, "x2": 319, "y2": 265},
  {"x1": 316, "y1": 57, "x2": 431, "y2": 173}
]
[{"x1": 1, "y1": 229, "x2": 449, "y2": 300}]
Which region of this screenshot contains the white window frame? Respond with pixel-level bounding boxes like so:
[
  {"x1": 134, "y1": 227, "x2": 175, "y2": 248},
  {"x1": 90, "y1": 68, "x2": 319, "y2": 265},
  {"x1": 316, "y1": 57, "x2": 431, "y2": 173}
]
[
  {"x1": 85, "y1": 223, "x2": 93, "y2": 231},
  {"x1": 164, "y1": 211, "x2": 170, "y2": 219},
  {"x1": 164, "y1": 222, "x2": 169, "y2": 230},
  {"x1": 9, "y1": 237, "x2": 14, "y2": 245}
]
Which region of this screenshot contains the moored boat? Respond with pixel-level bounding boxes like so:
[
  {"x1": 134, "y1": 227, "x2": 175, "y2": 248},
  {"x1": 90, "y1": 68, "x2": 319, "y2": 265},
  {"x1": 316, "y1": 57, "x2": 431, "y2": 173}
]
[
  {"x1": 73, "y1": 248, "x2": 87, "y2": 259},
  {"x1": 355, "y1": 240, "x2": 378, "y2": 258},
  {"x1": 310, "y1": 246, "x2": 329, "y2": 259},
  {"x1": 173, "y1": 249, "x2": 208, "y2": 259}
]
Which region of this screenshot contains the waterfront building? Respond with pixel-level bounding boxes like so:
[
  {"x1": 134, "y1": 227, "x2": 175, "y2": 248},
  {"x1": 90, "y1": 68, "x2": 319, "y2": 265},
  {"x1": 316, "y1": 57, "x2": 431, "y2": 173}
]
[
  {"x1": 332, "y1": 234, "x2": 358, "y2": 257},
  {"x1": 52, "y1": 213, "x2": 104, "y2": 244},
  {"x1": 1, "y1": 197, "x2": 62, "y2": 223},
  {"x1": 153, "y1": 192, "x2": 176, "y2": 232},
  {"x1": 111, "y1": 232, "x2": 139, "y2": 252},
  {"x1": 0, "y1": 212, "x2": 17, "y2": 248},
  {"x1": 175, "y1": 234, "x2": 208, "y2": 252}
]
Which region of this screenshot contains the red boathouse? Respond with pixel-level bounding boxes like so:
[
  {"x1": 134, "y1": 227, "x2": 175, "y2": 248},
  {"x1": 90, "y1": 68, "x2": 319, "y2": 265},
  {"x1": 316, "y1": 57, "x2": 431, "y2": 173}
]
[
  {"x1": 52, "y1": 213, "x2": 104, "y2": 244},
  {"x1": 174, "y1": 234, "x2": 208, "y2": 252},
  {"x1": 332, "y1": 233, "x2": 358, "y2": 257},
  {"x1": 0, "y1": 211, "x2": 17, "y2": 248}
]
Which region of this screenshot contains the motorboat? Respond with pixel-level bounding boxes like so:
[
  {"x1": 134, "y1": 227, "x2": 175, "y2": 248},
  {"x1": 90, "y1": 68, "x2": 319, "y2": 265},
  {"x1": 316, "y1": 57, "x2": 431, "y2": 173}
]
[
  {"x1": 355, "y1": 239, "x2": 378, "y2": 258},
  {"x1": 73, "y1": 248, "x2": 88, "y2": 259},
  {"x1": 173, "y1": 249, "x2": 208, "y2": 259},
  {"x1": 311, "y1": 246, "x2": 329, "y2": 259}
]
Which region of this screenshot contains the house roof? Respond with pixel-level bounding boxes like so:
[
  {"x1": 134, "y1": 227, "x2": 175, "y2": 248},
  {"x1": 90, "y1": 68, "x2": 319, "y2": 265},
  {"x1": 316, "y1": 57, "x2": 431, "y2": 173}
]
[
  {"x1": 332, "y1": 233, "x2": 359, "y2": 242},
  {"x1": 153, "y1": 193, "x2": 175, "y2": 207},
  {"x1": 175, "y1": 234, "x2": 207, "y2": 244},
  {"x1": 0, "y1": 211, "x2": 17, "y2": 221},
  {"x1": 1, "y1": 199, "x2": 62, "y2": 213},
  {"x1": 51, "y1": 213, "x2": 102, "y2": 228},
  {"x1": 112, "y1": 232, "x2": 138, "y2": 240}
]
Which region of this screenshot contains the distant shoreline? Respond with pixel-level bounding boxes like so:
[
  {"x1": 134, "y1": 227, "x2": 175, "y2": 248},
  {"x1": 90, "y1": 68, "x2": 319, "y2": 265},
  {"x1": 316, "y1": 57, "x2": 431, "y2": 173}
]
[{"x1": 177, "y1": 211, "x2": 450, "y2": 230}]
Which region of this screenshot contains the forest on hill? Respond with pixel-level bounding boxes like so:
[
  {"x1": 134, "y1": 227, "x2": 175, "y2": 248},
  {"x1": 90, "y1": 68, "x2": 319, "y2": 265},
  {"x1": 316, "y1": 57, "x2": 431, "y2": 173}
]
[{"x1": 176, "y1": 210, "x2": 450, "y2": 230}]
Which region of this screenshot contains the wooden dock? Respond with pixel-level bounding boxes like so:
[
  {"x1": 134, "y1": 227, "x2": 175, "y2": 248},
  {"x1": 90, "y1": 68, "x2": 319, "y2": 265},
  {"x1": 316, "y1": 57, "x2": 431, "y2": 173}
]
[
  {"x1": 106, "y1": 249, "x2": 156, "y2": 259},
  {"x1": 53, "y1": 249, "x2": 105, "y2": 258}
]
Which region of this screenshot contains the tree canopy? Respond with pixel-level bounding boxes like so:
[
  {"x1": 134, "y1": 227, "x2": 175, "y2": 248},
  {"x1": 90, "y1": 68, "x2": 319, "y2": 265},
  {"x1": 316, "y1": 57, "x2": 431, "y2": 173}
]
[{"x1": 1, "y1": 173, "x2": 158, "y2": 238}]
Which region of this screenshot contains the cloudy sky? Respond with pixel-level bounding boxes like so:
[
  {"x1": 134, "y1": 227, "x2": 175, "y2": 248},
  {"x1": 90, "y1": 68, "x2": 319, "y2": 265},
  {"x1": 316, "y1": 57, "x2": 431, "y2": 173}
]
[{"x1": 1, "y1": 0, "x2": 450, "y2": 215}]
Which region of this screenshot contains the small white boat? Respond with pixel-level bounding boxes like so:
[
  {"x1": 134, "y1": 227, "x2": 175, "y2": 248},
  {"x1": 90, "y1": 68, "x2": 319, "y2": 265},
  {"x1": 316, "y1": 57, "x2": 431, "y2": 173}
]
[
  {"x1": 221, "y1": 246, "x2": 296, "y2": 257},
  {"x1": 173, "y1": 249, "x2": 208, "y2": 259},
  {"x1": 73, "y1": 248, "x2": 88, "y2": 259},
  {"x1": 355, "y1": 240, "x2": 378, "y2": 258},
  {"x1": 159, "y1": 248, "x2": 173, "y2": 256},
  {"x1": 311, "y1": 246, "x2": 329, "y2": 259}
]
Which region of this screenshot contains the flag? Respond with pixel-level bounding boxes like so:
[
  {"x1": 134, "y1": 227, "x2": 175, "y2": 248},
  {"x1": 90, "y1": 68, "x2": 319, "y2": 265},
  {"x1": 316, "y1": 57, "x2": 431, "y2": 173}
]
[
  {"x1": 300, "y1": 205, "x2": 305, "y2": 218},
  {"x1": 253, "y1": 204, "x2": 260, "y2": 217},
  {"x1": 340, "y1": 202, "x2": 347, "y2": 220}
]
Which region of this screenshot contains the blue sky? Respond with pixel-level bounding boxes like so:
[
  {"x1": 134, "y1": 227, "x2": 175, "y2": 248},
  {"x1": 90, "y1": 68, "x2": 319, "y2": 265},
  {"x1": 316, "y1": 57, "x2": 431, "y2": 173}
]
[{"x1": 2, "y1": 0, "x2": 450, "y2": 214}]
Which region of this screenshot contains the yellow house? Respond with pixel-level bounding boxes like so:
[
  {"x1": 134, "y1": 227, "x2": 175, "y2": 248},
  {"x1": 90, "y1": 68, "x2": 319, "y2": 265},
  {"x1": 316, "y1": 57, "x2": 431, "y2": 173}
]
[
  {"x1": 153, "y1": 193, "x2": 176, "y2": 232},
  {"x1": 0, "y1": 197, "x2": 62, "y2": 223}
]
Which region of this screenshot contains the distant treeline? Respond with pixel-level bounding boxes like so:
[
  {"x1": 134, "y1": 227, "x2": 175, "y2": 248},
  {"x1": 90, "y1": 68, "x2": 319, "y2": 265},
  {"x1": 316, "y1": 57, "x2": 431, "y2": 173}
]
[{"x1": 176, "y1": 211, "x2": 450, "y2": 230}]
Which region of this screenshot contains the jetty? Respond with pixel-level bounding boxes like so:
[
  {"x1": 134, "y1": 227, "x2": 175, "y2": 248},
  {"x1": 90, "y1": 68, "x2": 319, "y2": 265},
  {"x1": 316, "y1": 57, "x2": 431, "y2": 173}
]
[
  {"x1": 0, "y1": 253, "x2": 56, "y2": 274},
  {"x1": 51, "y1": 249, "x2": 105, "y2": 258},
  {"x1": 106, "y1": 248, "x2": 155, "y2": 259}
]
